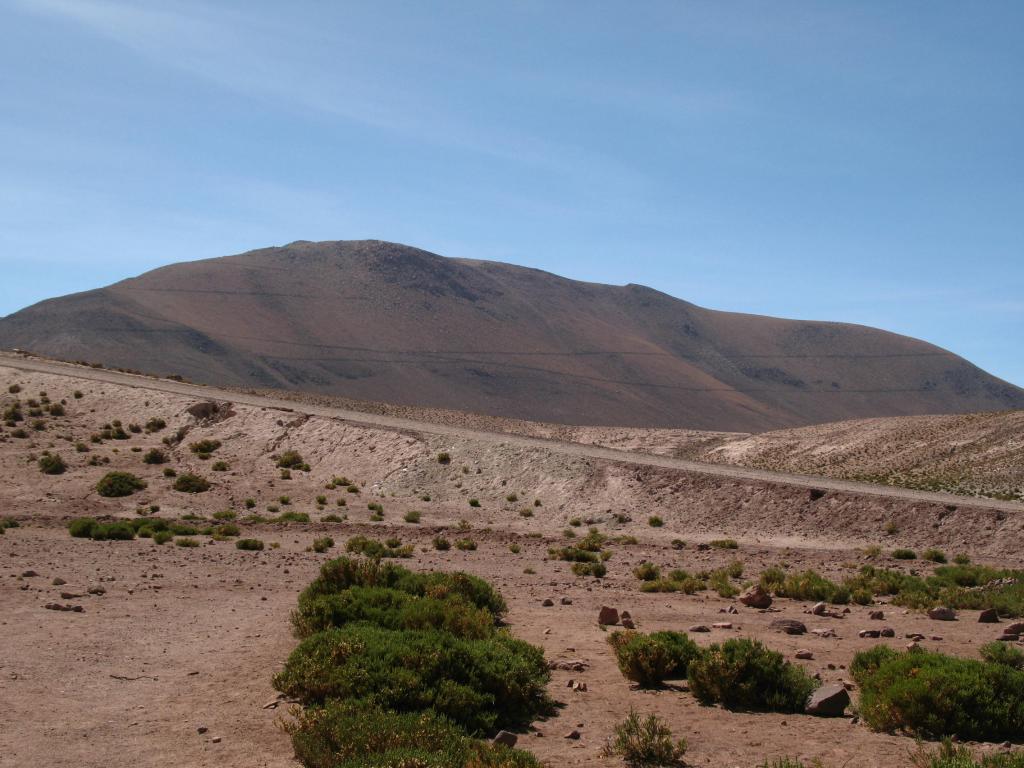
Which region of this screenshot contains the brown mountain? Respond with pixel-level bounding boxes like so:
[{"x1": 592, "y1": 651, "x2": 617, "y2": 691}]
[{"x1": 1, "y1": 239, "x2": 1021, "y2": 431}]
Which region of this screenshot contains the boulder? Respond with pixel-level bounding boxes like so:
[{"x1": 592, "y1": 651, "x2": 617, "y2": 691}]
[
  {"x1": 597, "y1": 606, "x2": 619, "y2": 626},
  {"x1": 1005, "y1": 622, "x2": 1024, "y2": 635},
  {"x1": 688, "y1": 625, "x2": 711, "y2": 633},
  {"x1": 770, "y1": 618, "x2": 807, "y2": 635},
  {"x1": 739, "y1": 585, "x2": 773, "y2": 609},
  {"x1": 978, "y1": 609, "x2": 999, "y2": 623},
  {"x1": 805, "y1": 683, "x2": 850, "y2": 717},
  {"x1": 868, "y1": 610, "x2": 885, "y2": 620},
  {"x1": 928, "y1": 607, "x2": 957, "y2": 621},
  {"x1": 492, "y1": 731, "x2": 517, "y2": 748},
  {"x1": 811, "y1": 602, "x2": 829, "y2": 616}
]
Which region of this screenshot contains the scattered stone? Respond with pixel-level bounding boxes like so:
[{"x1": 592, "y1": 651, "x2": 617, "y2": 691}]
[
  {"x1": 492, "y1": 731, "x2": 517, "y2": 748},
  {"x1": 805, "y1": 683, "x2": 850, "y2": 717},
  {"x1": 997, "y1": 633, "x2": 1021, "y2": 642},
  {"x1": 930, "y1": 635, "x2": 943, "y2": 641},
  {"x1": 197, "y1": 726, "x2": 208, "y2": 734},
  {"x1": 739, "y1": 585, "x2": 772, "y2": 609},
  {"x1": 712, "y1": 622, "x2": 733, "y2": 630},
  {"x1": 211, "y1": 736, "x2": 222, "y2": 744},
  {"x1": 60, "y1": 592, "x2": 84, "y2": 600},
  {"x1": 597, "y1": 606, "x2": 619, "y2": 626},
  {"x1": 541, "y1": 598, "x2": 554, "y2": 607},
  {"x1": 548, "y1": 659, "x2": 588, "y2": 672},
  {"x1": 858, "y1": 629, "x2": 880, "y2": 639},
  {"x1": 811, "y1": 602, "x2": 829, "y2": 616},
  {"x1": 880, "y1": 627, "x2": 895, "y2": 638},
  {"x1": 87, "y1": 586, "x2": 106, "y2": 596},
  {"x1": 688, "y1": 625, "x2": 711, "y2": 633},
  {"x1": 979, "y1": 609, "x2": 999, "y2": 624},
  {"x1": 564, "y1": 730, "x2": 581, "y2": 740},
  {"x1": 21, "y1": 570, "x2": 38, "y2": 578},
  {"x1": 868, "y1": 610, "x2": 884, "y2": 620},
  {"x1": 52, "y1": 577, "x2": 66, "y2": 586},
  {"x1": 620, "y1": 617, "x2": 636, "y2": 630},
  {"x1": 811, "y1": 628, "x2": 837, "y2": 638},
  {"x1": 927, "y1": 607, "x2": 957, "y2": 621},
  {"x1": 795, "y1": 649, "x2": 814, "y2": 660},
  {"x1": 906, "y1": 633, "x2": 926, "y2": 641},
  {"x1": 572, "y1": 681, "x2": 588, "y2": 692},
  {"x1": 560, "y1": 597, "x2": 572, "y2": 605},
  {"x1": 906, "y1": 641, "x2": 920, "y2": 650},
  {"x1": 770, "y1": 618, "x2": 807, "y2": 635},
  {"x1": 1005, "y1": 622, "x2": 1024, "y2": 635},
  {"x1": 44, "y1": 603, "x2": 83, "y2": 613}
]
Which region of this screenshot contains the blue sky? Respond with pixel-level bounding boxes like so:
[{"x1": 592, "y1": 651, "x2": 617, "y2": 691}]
[{"x1": 1, "y1": 1, "x2": 1022, "y2": 386}]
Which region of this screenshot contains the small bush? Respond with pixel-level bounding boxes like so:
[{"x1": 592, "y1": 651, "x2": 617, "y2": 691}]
[
  {"x1": 277, "y1": 450, "x2": 310, "y2": 471},
  {"x1": 601, "y1": 710, "x2": 686, "y2": 767},
  {"x1": 403, "y1": 510, "x2": 422, "y2": 523},
  {"x1": 648, "y1": 515, "x2": 664, "y2": 527},
  {"x1": 688, "y1": 638, "x2": 817, "y2": 712},
  {"x1": 211, "y1": 460, "x2": 229, "y2": 471},
  {"x1": 96, "y1": 471, "x2": 146, "y2": 497},
  {"x1": 468, "y1": 498, "x2": 481, "y2": 508},
  {"x1": 454, "y1": 538, "x2": 477, "y2": 551},
  {"x1": 608, "y1": 631, "x2": 701, "y2": 687},
  {"x1": 710, "y1": 538, "x2": 738, "y2": 549},
  {"x1": 911, "y1": 741, "x2": 1024, "y2": 768},
  {"x1": 311, "y1": 537, "x2": 334, "y2": 553},
  {"x1": 571, "y1": 561, "x2": 607, "y2": 578},
  {"x1": 893, "y1": 548, "x2": 917, "y2": 560},
  {"x1": 144, "y1": 417, "x2": 166, "y2": 433},
  {"x1": 633, "y1": 562, "x2": 661, "y2": 581},
  {"x1": 236, "y1": 538, "x2": 265, "y2": 551},
  {"x1": 38, "y1": 453, "x2": 66, "y2": 475},
  {"x1": 153, "y1": 530, "x2": 173, "y2": 545},
  {"x1": 346, "y1": 535, "x2": 413, "y2": 559},
  {"x1": 980, "y1": 642, "x2": 1024, "y2": 670},
  {"x1": 176, "y1": 537, "x2": 200, "y2": 547},
  {"x1": 277, "y1": 511, "x2": 311, "y2": 523},
  {"x1": 437, "y1": 452, "x2": 451, "y2": 464},
  {"x1": 142, "y1": 448, "x2": 166, "y2": 464},
  {"x1": 923, "y1": 548, "x2": 948, "y2": 564},
  {"x1": 68, "y1": 517, "x2": 98, "y2": 538},
  {"x1": 213, "y1": 510, "x2": 236, "y2": 521},
  {"x1": 162, "y1": 467, "x2": 177, "y2": 477},
  {"x1": 174, "y1": 473, "x2": 210, "y2": 493},
  {"x1": 433, "y1": 536, "x2": 452, "y2": 551},
  {"x1": 189, "y1": 439, "x2": 221, "y2": 455},
  {"x1": 215, "y1": 523, "x2": 240, "y2": 537}
]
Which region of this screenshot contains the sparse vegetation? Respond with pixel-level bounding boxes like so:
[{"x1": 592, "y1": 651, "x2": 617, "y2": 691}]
[
  {"x1": 601, "y1": 710, "x2": 687, "y2": 767},
  {"x1": 608, "y1": 630, "x2": 701, "y2": 687},
  {"x1": 277, "y1": 450, "x2": 310, "y2": 471},
  {"x1": 173, "y1": 473, "x2": 210, "y2": 493},
  {"x1": 38, "y1": 452, "x2": 66, "y2": 475},
  {"x1": 688, "y1": 638, "x2": 817, "y2": 712},
  {"x1": 96, "y1": 471, "x2": 147, "y2": 497},
  {"x1": 236, "y1": 538, "x2": 265, "y2": 551},
  {"x1": 142, "y1": 448, "x2": 166, "y2": 464}
]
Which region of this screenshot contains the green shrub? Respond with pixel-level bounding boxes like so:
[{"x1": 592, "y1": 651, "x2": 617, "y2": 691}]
[
  {"x1": 211, "y1": 460, "x2": 229, "y2": 471},
  {"x1": 346, "y1": 535, "x2": 413, "y2": 559},
  {"x1": 911, "y1": 741, "x2": 1024, "y2": 768},
  {"x1": 980, "y1": 642, "x2": 1024, "y2": 670},
  {"x1": 437, "y1": 452, "x2": 451, "y2": 464},
  {"x1": 608, "y1": 631, "x2": 701, "y2": 687},
  {"x1": 68, "y1": 517, "x2": 98, "y2": 538},
  {"x1": 213, "y1": 510, "x2": 236, "y2": 521},
  {"x1": 96, "y1": 471, "x2": 146, "y2": 497},
  {"x1": 468, "y1": 498, "x2": 481, "y2": 508},
  {"x1": 273, "y1": 624, "x2": 551, "y2": 734},
  {"x1": 215, "y1": 523, "x2": 240, "y2": 537},
  {"x1": 648, "y1": 515, "x2": 664, "y2": 527},
  {"x1": 292, "y1": 585, "x2": 496, "y2": 640},
  {"x1": 601, "y1": 710, "x2": 686, "y2": 767},
  {"x1": 688, "y1": 638, "x2": 817, "y2": 712},
  {"x1": 853, "y1": 647, "x2": 1024, "y2": 741},
  {"x1": 571, "y1": 561, "x2": 607, "y2": 578},
  {"x1": 633, "y1": 562, "x2": 661, "y2": 581},
  {"x1": 277, "y1": 511, "x2": 310, "y2": 523},
  {"x1": 189, "y1": 439, "x2": 221, "y2": 455},
  {"x1": 144, "y1": 417, "x2": 165, "y2": 433},
  {"x1": 153, "y1": 530, "x2": 173, "y2": 545},
  {"x1": 455, "y1": 538, "x2": 477, "y2": 551},
  {"x1": 433, "y1": 536, "x2": 451, "y2": 551},
  {"x1": 710, "y1": 538, "x2": 739, "y2": 549},
  {"x1": 174, "y1": 473, "x2": 210, "y2": 493},
  {"x1": 176, "y1": 537, "x2": 200, "y2": 547},
  {"x1": 236, "y1": 538, "x2": 265, "y2": 551},
  {"x1": 893, "y1": 548, "x2": 917, "y2": 560},
  {"x1": 403, "y1": 510, "x2": 422, "y2": 523},
  {"x1": 285, "y1": 701, "x2": 541, "y2": 768},
  {"x1": 38, "y1": 453, "x2": 66, "y2": 475},
  {"x1": 142, "y1": 448, "x2": 166, "y2": 464},
  {"x1": 311, "y1": 536, "x2": 334, "y2": 553},
  {"x1": 774, "y1": 570, "x2": 849, "y2": 604},
  {"x1": 276, "y1": 450, "x2": 310, "y2": 470},
  {"x1": 923, "y1": 549, "x2": 948, "y2": 564}
]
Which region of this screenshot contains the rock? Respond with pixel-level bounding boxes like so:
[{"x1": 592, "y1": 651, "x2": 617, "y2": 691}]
[
  {"x1": 1005, "y1": 622, "x2": 1024, "y2": 635},
  {"x1": 811, "y1": 628, "x2": 837, "y2": 638},
  {"x1": 880, "y1": 627, "x2": 895, "y2": 638},
  {"x1": 906, "y1": 641, "x2": 920, "y2": 650},
  {"x1": 560, "y1": 597, "x2": 572, "y2": 605},
  {"x1": 805, "y1": 683, "x2": 850, "y2": 717},
  {"x1": 541, "y1": 598, "x2": 554, "y2": 607},
  {"x1": 858, "y1": 629, "x2": 880, "y2": 639},
  {"x1": 928, "y1": 607, "x2": 957, "y2": 621},
  {"x1": 87, "y1": 586, "x2": 106, "y2": 595},
  {"x1": 979, "y1": 609, "x2": 999, "y2": 623},
  {"x1": 564, "y1": 730, "x2": 581, "y2": 740},
  {"x1": 906, "y1": 633, "x2": 926, "y2": 641},
  {"x1": 60, "y1": 592, "x2": 84, "y2": 600},
  {"x1": 712, "y1": 622, "x2": 733, "y2": 629},
  {"x1": 21, "y1": 570, "x2": 38, "y2": 578},
  {"x1": 548, "y1": 659, "x2": 588, "y2": 671},
  {"x1": 795, "y1": 649, "x2": 814, "y2": 660},
  {"x1": 492, "y1": 731, "x2": 517, "y2": 748},
  {"x1": 811, "y1": 602, "x2": 829, "y2": 616},
  {"x1": 620, "y1": 618, "x2": 636, "y2": 630},
  {"x1": 211, "y1": 736, "x2": 222, "y2": 744},
  {"x1": 52, "y1": 577, "x2": 66, "y2": 586},
  {"x1": 197, "y1": 726, "x2": 208, "y2": 734},
  {"x1": 868, "y1": 610, "x2": 884, "y2": 620},
  {"x1": 688, "y1": 625, "x2": 711, "y2": 633},
  {"x1": 739, "y1": 585, "x2": 772, "y2": 609},
  {"x1": 770, "y1": 618, "x2": 807, "y2": 635},
  {"x1": 597, "y1": 606, "x2": 619, "y2": 626},
  {"x1": 726, "y1": 605, "x2": 739, "y2": 614},
  {"x1": 997, "y1": 633, "x2": 1020, "y2": 642},
  {"x1": 620, "y1": 610, "x2": 632, "y2": 621},
  {"x1": 572, "y1": 681, "x2": 588, "y2": 692}
]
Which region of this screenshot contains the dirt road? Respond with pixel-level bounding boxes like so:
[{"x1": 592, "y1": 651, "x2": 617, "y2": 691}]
[{"x1": 2, "y1": 351, "x2": 1020, "y2": 514}]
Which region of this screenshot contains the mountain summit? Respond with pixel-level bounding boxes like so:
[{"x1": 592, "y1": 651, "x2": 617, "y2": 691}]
[{"x1": 1, "y1": 240, "x2": 1020, "y2": 431}]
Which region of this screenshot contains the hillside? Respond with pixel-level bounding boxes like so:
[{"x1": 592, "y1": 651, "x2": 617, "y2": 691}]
[{"x1": 1, "y1": 239, "x2": 1021, "y2": 431}]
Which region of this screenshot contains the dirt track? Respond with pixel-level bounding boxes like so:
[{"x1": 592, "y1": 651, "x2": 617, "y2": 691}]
[{"x1": 3, "y1": 352, "x2": 1020, "y2": 516}]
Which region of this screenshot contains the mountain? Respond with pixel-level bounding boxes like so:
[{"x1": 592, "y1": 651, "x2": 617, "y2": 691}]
[{"x1": 1, "y1": 239, "x2": 1021, "y2": 431}]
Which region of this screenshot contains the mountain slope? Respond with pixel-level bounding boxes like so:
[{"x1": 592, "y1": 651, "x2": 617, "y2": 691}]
[{"x1": 1, "y1": 239, "x2": 1021, "y2": 431}]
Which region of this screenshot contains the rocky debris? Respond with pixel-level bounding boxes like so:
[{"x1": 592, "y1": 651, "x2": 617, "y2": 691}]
[
  {"x1": 571, "y1": 681, "x2": 588, "y2": 692},
  {"x1": 21, "y1": 570, "x2": 38, "y2": 578},
  {"x1": 620, "y1": 610, "x2": 636, "y2": 629},
  {"x1": 928, "y1": 607, "x2": 957, "y2": 621},
  {"x1": 997, "y1": 631, "x2": 1021, "y2": 642},
  {"x1": 858, "y1": 629, "x2": 880, "y2": 639},
  {"x1": 906, "y1": 633, "x2": 926, "y2": 641},
  {"x1": 739, "y1": 585, "x2": 772, "y2": 609},
  {"x1": 880, "y1": 627, "x2": 895, "y2": 638},
  {"x1": 597, "y1": 606, "x2": 619, "y2": 626},
  {"x1": 51, "y1": 577, "x2": 66, "y2": 586},
  {"x1": 712, "y1": 622, "x2": 733, "y2": 630},
  {"x1": 688, "y1": 625, "x2": 711, "y2": 633},
  {"x1": 978, "y1": 609, "x2": 1000, "y2": 623},
  {"x1": 541, "y1": 598, "x2": 554, "y2": 607},
  {"x1": 197, "y1": 726, "x2": 208, "y2": 735},
  {"x1": 906, "y1": 641, "x2": 921, "y2": 650},
  {"x1": 548, "y1": 659, "x2": 588, "y2": 672},
  {"x1": 805, "y1": 683, "x2": 850, "y2": 717},
  {"x1": 811, "y1": 628, "x2": 837, "y2": 638},
  {"x1": 564, "y1": 730, "x2": 581, "y2": 740},
  {"x1": 770, "y1": 618, "x2": 807, "y2": 635},
  {"x1": 811, "y1": 602, "x2": 829, "y2": 616},
  {"x1": 795, "y1": 649, "x2": 814, "y2": 660},
  {"x1": 44, "y1": 603, "x2": 83, "y2": 612},
  {"x1": 1005, "y1": 622, "x2": 1024, "y2": 635},
  {"x1": 186, "y1": 400, "x2": 235, "y2": 424},
  {"x1": 87, "y1": 586, "x2": 106, "y2": 596},
  {"x1": 560, "y1": 597, "x2": 572, "y2": 605},
  {"x1": 59, "y1": 592, "x2": 84, "y2": 600},
  {"x1": 492, "y1": 731, "x2": 517, "y2": 748},
  {"x1": 808, "y1": 488, "x2": 827, "y2": 501},
  {"x1": 868, "y1": 610, "x2": 885, "y2": 620}
]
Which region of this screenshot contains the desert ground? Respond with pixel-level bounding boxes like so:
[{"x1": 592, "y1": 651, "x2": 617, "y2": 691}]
[{"x1": 2, "y1": 359, "x2": 1022, "y2": 768}]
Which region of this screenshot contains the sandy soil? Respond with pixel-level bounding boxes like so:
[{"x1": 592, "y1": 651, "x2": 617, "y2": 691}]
[{"x1": 1, "y1": 364, "x2": 1022, "y2": 768}]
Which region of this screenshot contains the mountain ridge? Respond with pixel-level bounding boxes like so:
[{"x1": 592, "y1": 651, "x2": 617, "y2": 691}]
[{"x1": 1, "y1": 239, "x2": 1021, "y2": 431}]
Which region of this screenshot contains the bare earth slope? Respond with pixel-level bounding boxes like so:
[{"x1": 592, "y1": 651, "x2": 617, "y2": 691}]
[
  {"x1": 2, "y1": 360, "x2": 1023, "y2": 768},
  {"x1": 1, "y1": 239, "x2": 1020, "y2": 431}
]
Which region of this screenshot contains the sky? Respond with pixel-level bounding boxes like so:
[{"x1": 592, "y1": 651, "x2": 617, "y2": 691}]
[{"x1": 1, "y1": 1, "x2": 1022, "y2": 386}]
